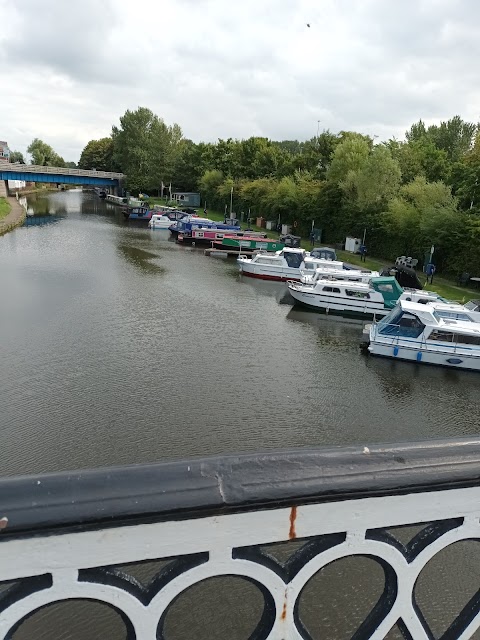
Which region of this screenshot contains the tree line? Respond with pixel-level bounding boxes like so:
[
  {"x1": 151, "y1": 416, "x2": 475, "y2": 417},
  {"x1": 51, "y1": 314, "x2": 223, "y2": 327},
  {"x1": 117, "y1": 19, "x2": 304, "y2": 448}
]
[{"x1": 20, "y1": 108, "x2": 480, "y2": 275}]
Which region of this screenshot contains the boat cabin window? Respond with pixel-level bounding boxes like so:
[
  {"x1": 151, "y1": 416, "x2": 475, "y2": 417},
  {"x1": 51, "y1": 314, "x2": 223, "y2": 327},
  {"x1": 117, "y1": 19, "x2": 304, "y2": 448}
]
[
  {"x1": 378, "y1": 310, "x2": 425, "y2": 337},
  {"x1": 283, "y1": 252, "x2": 304, "y2": 268},
  {"x1": 433, "y1": 311, "x2": 473, "y2": 322},
  {"x1": 255, "y1": 257, "x2": 282, "y2": 265},
  {"x1": 376, "y1": 283, "x2": 394, "y2": 292},
  {"x1": 429, "y1": 330, "x2": 480, "y2": 345},
  {"x1": 346, "y1": 289, "x2": 370, "y2": 299},
  {"x1": 322, "y1": 286, "x2": 341, "y2": 293},
  {"x1": 456, "y1": 333, "x2": 480, "y2": 345}
]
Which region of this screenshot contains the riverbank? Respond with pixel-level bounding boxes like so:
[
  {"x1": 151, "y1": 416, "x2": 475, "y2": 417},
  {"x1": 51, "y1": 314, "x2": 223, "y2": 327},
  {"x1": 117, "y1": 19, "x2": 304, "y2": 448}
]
[
  {"x1": 0, "y1": 197, "x2": 10, "y2": 221},
  {"x1": 0, "y1": 197, "x2": 26, "y2": 236},
  {"x1": 151, "y1": 201, "x2": 479, "y2": 303}
]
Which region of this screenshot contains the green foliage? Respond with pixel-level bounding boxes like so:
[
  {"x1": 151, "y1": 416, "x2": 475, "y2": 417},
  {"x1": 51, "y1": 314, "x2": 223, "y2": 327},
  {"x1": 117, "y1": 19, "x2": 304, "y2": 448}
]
[
  {"x1": 78, "y1": 138, "x2": 114, "y2": 171},
  {"x1": 82, "y1": 106, "x2": 480, "y2": 276},
  {"x1": 385, "y1": 177, "x2": 460, "y2": 266},
  {"x1": 9, "y1": 151, "x2": 25, "y2": 164},
  {"x1": 327, "y1": 135, "x2": 370, "y2": 188},
  {"x1": 111, "y1": 107, "x2": 182, "y2": 193},
  {"x1": 406, "y1": 116, "x2": 477, "y2": 162},
  {"x1": 353, "y1": 146, "x2": 402, "y2": 210},
  {"x1": 0, "y1": 197, "x2": 11, "y2": 220},
  {"x1": 27, "y1": 138, "x2": 65, "y2": 166}
]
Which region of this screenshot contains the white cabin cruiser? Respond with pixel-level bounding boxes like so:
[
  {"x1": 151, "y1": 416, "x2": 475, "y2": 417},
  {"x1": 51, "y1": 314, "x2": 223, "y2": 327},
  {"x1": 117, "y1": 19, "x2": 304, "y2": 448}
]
[
  {"x1": 368, "y1": 299, "x2": 480, "y2": 371},
  {"x1": 148, "y1": 214, "x2": 174, "y2": 229},
  {"x1": 237, "y1": 248, "x2": 344, "y2": 281},
  {"x1": 287, "y1": 276, "x2": 449, "y2": 319}
]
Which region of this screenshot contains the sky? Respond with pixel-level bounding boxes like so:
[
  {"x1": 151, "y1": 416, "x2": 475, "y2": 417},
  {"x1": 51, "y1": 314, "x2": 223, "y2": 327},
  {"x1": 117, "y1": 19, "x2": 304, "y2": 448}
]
[{"x1": 1, "y1": 0, "x2": 480, "y2": 163}]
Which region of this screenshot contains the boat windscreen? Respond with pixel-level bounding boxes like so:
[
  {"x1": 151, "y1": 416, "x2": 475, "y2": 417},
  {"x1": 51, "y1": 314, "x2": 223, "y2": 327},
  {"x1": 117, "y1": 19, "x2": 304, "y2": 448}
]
[
  {"x1": 371, "y1": 277, "x2": 404, "y2": 309},
  {"x1": 284, "y1": 252, "x2": 304, "y2": 268}
]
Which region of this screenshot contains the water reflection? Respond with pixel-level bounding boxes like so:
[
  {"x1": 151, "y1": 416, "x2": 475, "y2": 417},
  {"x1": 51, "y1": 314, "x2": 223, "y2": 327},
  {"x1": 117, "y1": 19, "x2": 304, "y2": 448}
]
[
  {"x1": 2, "y1": 190, "x2": 480, "y2": 640},
  {"x1": 117, "y1": 243, "x2": 165, "y2": 274}
]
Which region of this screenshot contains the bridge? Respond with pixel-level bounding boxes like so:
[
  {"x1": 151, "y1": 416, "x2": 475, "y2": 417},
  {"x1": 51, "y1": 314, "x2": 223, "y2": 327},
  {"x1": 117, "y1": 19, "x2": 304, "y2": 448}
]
[
  {"x1": 0, "y1": 436, "x2": 480, "y2": 638},
  {"x1": 0, "y1": 163, "x2": 124, "y2": 197}
]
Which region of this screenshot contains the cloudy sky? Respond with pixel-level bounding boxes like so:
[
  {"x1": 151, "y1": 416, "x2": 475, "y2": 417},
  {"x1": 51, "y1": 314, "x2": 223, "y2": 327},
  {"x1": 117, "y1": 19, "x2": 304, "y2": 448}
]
[{"x1": 0, "y1": 0, "x2": 479, "y2": 162}]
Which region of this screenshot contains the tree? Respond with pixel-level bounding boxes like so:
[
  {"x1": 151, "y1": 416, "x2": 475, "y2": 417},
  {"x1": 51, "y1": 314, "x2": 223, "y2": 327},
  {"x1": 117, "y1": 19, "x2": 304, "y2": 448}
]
[
  {"x1": 406, "y1": 116, "x2": 477, "y2": 163},
  {"x1": 78, "y1": 138, "x2": 114, "y2": 171},
  {"x1": 353, "y1": 146, "x2": 401, "y2": 210},
  {"x1": 27, "y1": 138, "x2": 64, "y2": 166},
  {"x1": 198, "y1": 169, "x2": 224, "y2": 207},
  {"x1": 112, "y1": 107, "x2": 183, "y2": 193},
  {"x1": 385, "y1": 176, "x2": 459, "y2": 260},
  {"x1": 9, "y1": 150, "x2": 25, "y2": 164},
  {"x1": 388, "y1": 139, "x2": 448, "y2": 183},
  {"x1": 326, "y1": 135, "x2": 370, "y2": 187}
]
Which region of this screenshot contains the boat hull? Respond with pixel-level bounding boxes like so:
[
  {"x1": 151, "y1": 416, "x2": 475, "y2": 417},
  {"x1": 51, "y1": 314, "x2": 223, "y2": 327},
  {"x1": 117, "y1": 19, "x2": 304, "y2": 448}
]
[
  {"x1": 368, "y1": 341, "x2": 480, "y2": 372},
  {"x1": 238, "y1": 262, "x2": 302, "y2": 282},
  {"x1": 288, "y1": 286, "x2": 389, "y2": 318}
]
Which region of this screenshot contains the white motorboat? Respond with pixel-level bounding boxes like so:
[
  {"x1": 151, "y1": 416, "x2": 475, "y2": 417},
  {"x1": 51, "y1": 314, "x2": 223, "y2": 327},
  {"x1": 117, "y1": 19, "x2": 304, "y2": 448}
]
[
  {"x1": 237, "y1": 248, "x2": 344, "y2": 281},
  {"x1": 148, "y1": 214, "x2": 174, "y2": 229},
  {"x1": 368, "y1": 299, "x2": 480, "y2": 371},
  {"x1": 287, "y1": 276, "x2": 448, "y2": 318}
]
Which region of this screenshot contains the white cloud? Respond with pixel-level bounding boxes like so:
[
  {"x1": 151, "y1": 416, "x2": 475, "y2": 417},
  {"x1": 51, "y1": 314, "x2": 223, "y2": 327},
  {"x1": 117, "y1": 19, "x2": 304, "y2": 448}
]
[{"x1": 0, "y1": 0, "x2": 479, "y2": 161}]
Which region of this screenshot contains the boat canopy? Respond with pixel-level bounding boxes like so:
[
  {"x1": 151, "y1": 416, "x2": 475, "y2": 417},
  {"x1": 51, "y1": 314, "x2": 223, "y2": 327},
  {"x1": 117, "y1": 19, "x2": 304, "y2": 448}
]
[{"x1": 370, "y1": 276, "x2": 404, "y2": 309}]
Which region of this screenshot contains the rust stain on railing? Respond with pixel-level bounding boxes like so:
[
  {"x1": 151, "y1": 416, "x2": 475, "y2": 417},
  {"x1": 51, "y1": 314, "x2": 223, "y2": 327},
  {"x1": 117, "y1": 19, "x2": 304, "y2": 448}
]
[{"x1": 289, "y1": 506, "x2": 297, "y2": 540}]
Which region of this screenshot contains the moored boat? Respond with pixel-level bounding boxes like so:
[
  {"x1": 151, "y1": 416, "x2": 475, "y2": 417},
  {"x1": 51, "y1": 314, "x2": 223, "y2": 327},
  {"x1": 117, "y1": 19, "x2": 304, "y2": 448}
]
[
  {"x1": 213, "y1": 234, "x2": 284, "y2": 253},
  {"x1": 287, "y1": 276, "x2": 448, "y2": 318},
  {"x1": 174, "y1": 217, "x2": 241, "y2": 244},
  {"x1": 237, "y1": 248, "x2": 343, "y2": 281},
  {"x1": 148, "y1": 209, "x2": 191, "y2": 229},
  {"x1": 367, "y1": 299, "x2": 480, "y2": 371},
  {"x1": 107, "y1": 194, "x2": 142, "y2": 208},
  {"x1": 127, "y1": 206, "x2": 156, "y2": 221}
]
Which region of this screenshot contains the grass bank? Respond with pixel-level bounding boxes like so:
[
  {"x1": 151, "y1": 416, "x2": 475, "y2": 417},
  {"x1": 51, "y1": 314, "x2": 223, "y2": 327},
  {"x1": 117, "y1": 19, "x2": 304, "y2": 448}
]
[
  {"x1": 0, "y1": 197, "x2": 11, "y2": 221},
  {"x1": 147, "y1": 200, "x2": 479, "y2": 302}
]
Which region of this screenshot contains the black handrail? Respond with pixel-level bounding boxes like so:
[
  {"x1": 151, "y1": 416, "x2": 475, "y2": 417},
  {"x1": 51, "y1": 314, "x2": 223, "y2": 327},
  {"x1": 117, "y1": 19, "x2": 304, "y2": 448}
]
[{"x1": 1, "y1": 437, "x2": 480, "y2": 535}]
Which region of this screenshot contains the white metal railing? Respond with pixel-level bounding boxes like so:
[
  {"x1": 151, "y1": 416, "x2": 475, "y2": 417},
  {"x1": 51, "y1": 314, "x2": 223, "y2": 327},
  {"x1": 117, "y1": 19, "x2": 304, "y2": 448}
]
[
  {"x1": 1, "y1": 441, "x2": 480, "y2": 638},
  {"x1": 0, "y1": 163, "x2": 124, "y2": 179}
]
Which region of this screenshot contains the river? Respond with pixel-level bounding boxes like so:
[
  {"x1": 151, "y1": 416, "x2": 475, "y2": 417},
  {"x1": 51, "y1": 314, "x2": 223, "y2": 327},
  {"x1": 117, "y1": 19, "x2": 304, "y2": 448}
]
[{"x1": 1, "y1": 190, "x2": 479, "y2": 639}]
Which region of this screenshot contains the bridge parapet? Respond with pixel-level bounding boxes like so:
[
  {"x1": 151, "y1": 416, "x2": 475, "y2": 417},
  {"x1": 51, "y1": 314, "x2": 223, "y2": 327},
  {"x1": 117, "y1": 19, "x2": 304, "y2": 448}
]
[
  {"x1": 0, "y1": 163, "x2": 124, "y2": 179},
  {"x1": 1, "y1": 437, "x2": 480, "y2": 638}
]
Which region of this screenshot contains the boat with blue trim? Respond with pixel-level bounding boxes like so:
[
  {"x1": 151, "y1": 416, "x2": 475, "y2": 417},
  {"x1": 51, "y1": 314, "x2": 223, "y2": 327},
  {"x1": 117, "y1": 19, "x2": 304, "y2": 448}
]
[
  {"x1": 173, "y1": 216, "x2": 241, "y2": 244},
  {"x1": 368, "y1": 299, "x2": 480, "y2": 371}
]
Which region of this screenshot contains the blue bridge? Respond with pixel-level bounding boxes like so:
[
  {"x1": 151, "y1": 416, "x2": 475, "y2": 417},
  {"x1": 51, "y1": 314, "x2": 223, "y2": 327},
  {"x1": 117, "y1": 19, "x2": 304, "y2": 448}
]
[{"x1": 0, "y1": 163, "x2": 124, "y2": 196}]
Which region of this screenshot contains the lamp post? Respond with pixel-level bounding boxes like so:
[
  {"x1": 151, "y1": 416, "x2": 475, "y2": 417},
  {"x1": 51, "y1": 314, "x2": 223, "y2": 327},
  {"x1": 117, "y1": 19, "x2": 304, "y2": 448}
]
[{"x1": 230, "y1": 185, "x2": 233, "y2": 216}]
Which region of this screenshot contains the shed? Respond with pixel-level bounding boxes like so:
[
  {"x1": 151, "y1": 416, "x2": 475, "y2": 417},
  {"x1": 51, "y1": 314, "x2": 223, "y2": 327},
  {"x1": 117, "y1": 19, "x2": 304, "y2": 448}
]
[{"x1": 172, "y1": 192, "x2": 201, "y2": 207}]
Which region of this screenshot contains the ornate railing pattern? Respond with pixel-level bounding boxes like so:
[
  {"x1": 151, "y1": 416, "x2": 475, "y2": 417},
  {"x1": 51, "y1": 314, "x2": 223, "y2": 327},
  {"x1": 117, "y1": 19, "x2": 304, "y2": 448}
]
[{"x1": 2, "y1": 438, "x2": 480, "y2": 638}]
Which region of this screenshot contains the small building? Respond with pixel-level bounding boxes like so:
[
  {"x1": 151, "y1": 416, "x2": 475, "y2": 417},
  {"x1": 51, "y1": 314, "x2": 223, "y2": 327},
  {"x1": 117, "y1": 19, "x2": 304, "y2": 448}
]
[
  {"x1": 172, "y1": 192, "x2": 201, "y2": 207},
  {"x1": 345, "y1": 236, "x2": 362, "y2": 253},
  {"x1": 0, "y1": 141, "x2": 10, "y2": 162}
]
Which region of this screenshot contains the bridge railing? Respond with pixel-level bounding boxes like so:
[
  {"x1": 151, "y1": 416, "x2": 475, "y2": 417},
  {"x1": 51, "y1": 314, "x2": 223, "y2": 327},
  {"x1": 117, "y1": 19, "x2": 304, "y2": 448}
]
[
  {"x1": 0, "y1": 163, "x2": 124, "y2": 179},
  {"x1": 1, "y1": 437, "x2": 480, "y2": 639}
]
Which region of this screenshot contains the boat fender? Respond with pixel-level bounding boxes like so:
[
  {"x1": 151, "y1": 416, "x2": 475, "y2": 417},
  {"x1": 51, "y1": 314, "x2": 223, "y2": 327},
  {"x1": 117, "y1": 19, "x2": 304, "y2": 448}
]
[
  {"x1": 393, "y1": 346, "x2": 399, "y2": 356},
  {"x1": 446, "y1": 358, "x2": 463, "y2": 365},
  {"x1": 416, "y1": 351, "x2": 422, "y2": 362}
]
